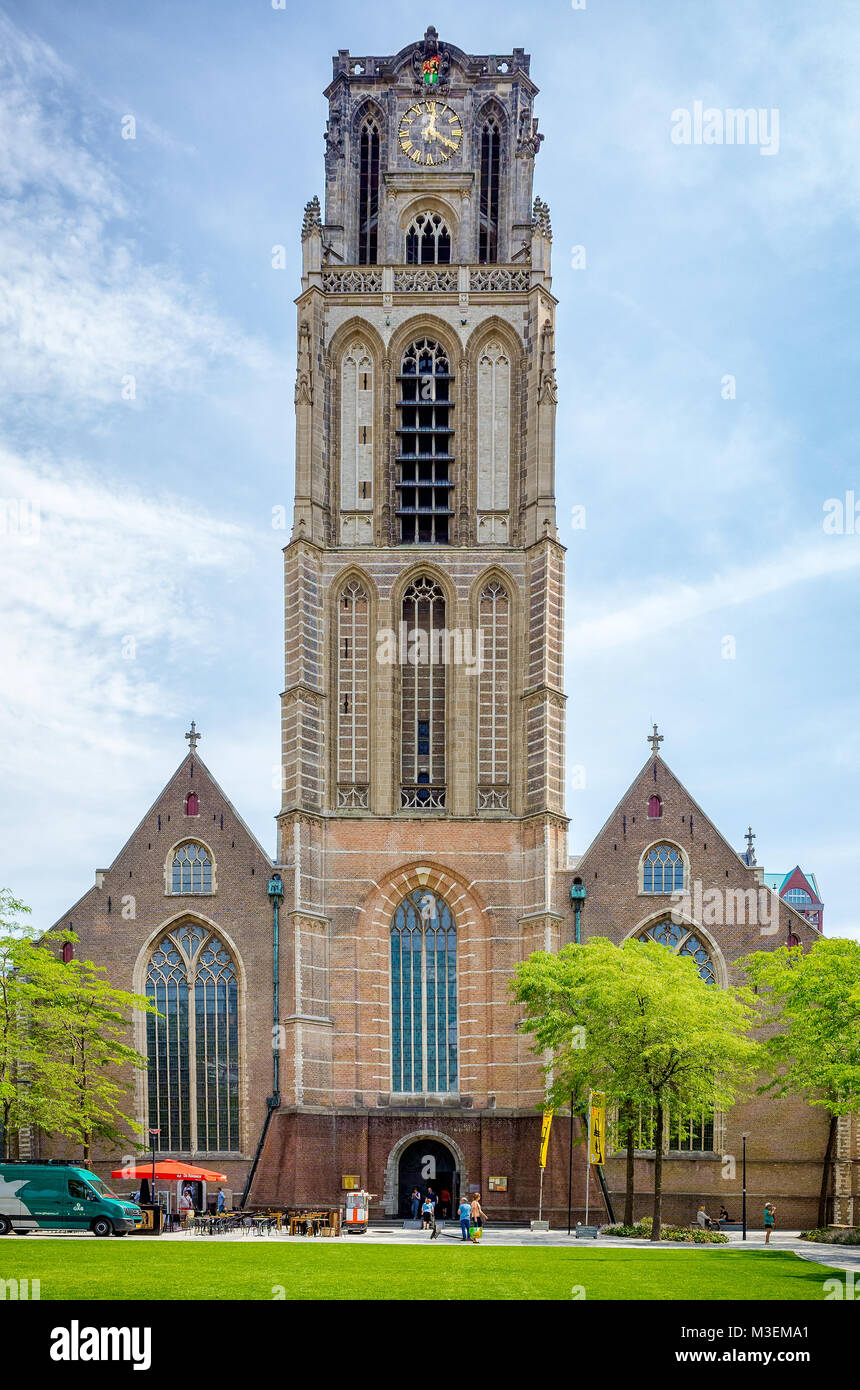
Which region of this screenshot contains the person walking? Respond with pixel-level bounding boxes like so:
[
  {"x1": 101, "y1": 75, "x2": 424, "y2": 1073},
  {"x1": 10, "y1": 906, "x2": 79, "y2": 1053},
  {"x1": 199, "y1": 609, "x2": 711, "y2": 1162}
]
[
  {"x1": 469, "y1": 1192, "x2": 487, "y2": 1243},
  {"x1": 216, "y1": 1188, "x2": 226, "y2": 1214},
  {"x1": 764, "y1": 1202, "x2": 776, "y2": 1244},
  {"x1": 458, "y1": 1195, "x2": 472, "y2": 1242},
  {"x1": 410, "y1": 1188, "x2": 421, "y2": 1221},
  {"x1": 421, "y1": 1195, "x2": 434, "y2": 1230},
  {"x1": 440, "y1": 1187, "x2": 451, "y2": 1219}
]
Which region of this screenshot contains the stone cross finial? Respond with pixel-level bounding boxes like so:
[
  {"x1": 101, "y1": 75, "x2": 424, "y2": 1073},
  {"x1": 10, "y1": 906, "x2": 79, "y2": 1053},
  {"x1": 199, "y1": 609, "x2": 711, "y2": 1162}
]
[
  {"x1": 647, "y1": 723, "x2": 663, "y2": 755},
  {"x1": 745, "y1": 826, "x2": 756, "y2": 861},
  {"x1": 185, "y1": 721, "x2": 201, "y2": 751}
]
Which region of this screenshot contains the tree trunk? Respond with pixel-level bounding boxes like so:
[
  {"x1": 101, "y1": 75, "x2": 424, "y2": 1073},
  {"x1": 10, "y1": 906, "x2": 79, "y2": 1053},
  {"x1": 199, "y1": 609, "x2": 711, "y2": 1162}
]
[
  {"x1": 652, "y1": 1099, "x2": 664, "y2": 1241},
  {"x1": 817, "y1": 1112, "x2": 837, "y2": 1229},
  {"x1": 624, "y1": 1104, "x2": 635, "y2": 1226}
]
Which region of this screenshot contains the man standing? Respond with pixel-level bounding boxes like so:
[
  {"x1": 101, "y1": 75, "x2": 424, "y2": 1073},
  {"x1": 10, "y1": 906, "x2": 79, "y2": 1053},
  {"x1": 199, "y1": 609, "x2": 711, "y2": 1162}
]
[{"x1": 458, "y1": 1195, "x2": 471, "y2": 1242}]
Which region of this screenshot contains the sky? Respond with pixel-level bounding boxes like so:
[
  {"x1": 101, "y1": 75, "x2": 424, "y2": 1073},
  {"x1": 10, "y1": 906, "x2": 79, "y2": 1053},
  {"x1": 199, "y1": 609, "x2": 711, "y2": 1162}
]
[{"x1": 0, "y1": 0, "x2": 857, "y2": 940}]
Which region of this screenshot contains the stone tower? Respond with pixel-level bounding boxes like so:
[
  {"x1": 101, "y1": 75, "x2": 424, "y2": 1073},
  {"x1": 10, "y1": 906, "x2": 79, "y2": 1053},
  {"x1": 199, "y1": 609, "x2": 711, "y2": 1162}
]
[{"x1": 256, "y1": 27, "x2": 580, "y2": 1220}]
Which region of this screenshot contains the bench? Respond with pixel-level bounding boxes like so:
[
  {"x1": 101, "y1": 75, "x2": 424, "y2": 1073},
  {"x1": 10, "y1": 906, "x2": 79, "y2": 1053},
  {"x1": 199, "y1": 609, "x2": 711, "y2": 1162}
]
[{"x1": 575, "y1": 1224, "x2": 600, "y2": 1239}]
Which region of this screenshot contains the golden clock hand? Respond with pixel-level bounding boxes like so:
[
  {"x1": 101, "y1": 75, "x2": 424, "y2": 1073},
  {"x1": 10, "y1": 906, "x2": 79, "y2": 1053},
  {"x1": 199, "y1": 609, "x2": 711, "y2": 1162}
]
[{"x1": 436, "y1": 132, "x2": 458, "y2": 151}]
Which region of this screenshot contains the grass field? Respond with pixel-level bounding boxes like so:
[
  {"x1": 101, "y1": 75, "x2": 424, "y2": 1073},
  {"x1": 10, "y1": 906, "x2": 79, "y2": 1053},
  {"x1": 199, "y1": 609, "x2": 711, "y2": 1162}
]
[{"x1": 0, "y1": 1240, "x2": 832, "y2": 1300}]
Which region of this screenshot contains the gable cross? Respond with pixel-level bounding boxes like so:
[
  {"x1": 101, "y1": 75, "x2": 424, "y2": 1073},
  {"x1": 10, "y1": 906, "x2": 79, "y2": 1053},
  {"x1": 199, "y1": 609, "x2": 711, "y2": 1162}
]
[
  {"x1": 185, "y1": 721, "x2": 201, "y2": 751},
  {"x1": 647, "y1": 723, "x2": 663, "y2": 756}
]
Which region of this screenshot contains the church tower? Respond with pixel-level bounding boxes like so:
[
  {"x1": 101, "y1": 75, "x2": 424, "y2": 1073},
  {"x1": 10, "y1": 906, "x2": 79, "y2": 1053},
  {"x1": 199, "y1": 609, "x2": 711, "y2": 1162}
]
[{"x1": 259, "y1": 27, "x2": 576, "y2": 1218}]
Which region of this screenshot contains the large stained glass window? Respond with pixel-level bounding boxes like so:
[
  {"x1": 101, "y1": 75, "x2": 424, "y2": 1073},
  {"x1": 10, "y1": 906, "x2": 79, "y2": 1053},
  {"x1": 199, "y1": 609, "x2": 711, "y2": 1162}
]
[
  {"x1": 146, "y1": 923, "x2": 240, "y2": 1152},
  {"x1": 390, "y1": 889, "x2": 457, "y2": 1093},
  {"x1": 634, "y1": 918, "x2": 716, "y2": 985}
]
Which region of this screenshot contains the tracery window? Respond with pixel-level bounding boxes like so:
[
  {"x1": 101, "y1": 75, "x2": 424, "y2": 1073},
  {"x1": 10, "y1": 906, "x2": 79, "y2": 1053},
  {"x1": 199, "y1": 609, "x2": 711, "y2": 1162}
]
[
  {"x1": 634, "y1": 918, "x2": 716, "y2": 986},
  {"x1": 478, "y1": 118, "x2": 501, "y2": 263},
  {"x1": 641, "y1": 843, "x2": 684, "y2": 894},
  {"x1": 145, "y1": 924, "x2": 240, "y2": 1152},
  {"x1": 477, "y1": 581, "x2": 510, "y2": 808},
  {"x1": 476, "y1": 341, "x2": 510, "y2": 513},
  {"x1": 390, "y1": 889, "x2": 457, "y2": 1092},
  {"x1": 400, "y1": 577, "x2": 446, "y2": 808},
  {"x1": 358, "y1": 118, "x2": 380, "y2": 265},
  {"x1": 405, "y1": 211, "x2": 451, "y2": 265},
  {"x1": 340, "y1": 342, "x2": 374, "y2": 513},
  {"x1": 171, "y1": 842, "x2": 213, "y2": 895},
  {"x1": 397, "y1": 339, "x2": 454, "y2": 544},
  {"x1": 337, "y1": 579, "x2": 370, "y2": 805}
]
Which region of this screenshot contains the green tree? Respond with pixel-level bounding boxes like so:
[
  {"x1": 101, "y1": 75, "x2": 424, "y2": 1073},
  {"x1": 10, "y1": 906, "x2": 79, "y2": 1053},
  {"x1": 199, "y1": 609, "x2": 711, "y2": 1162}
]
[
  {"x1": 741, "y1": 937, "x2": 860, "y2": 1227},
  {"x1": 513, "y1": 937, "x2": 761, "y2": 1240},
  {"x1": 0, "y1": 891, "x2": 73, "y2": 1154},
  {"x1": 0, "y1": 888, "x2": 155, "y2": 1161}
]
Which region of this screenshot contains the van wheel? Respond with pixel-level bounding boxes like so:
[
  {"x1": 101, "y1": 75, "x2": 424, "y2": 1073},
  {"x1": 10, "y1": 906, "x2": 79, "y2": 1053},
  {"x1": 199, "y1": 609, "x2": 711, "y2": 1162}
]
[
  {"x1": 91, "y1": 1217, "x2": 113, "y2": 1238},
  {"x1": 0, "y1": 1216, "x2": 12, "y2": 1236}
]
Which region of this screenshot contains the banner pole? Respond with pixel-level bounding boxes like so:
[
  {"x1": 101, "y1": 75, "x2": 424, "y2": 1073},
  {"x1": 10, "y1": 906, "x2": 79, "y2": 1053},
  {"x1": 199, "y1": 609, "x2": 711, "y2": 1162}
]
[{"x1": 585, "y1": 1090, "x2": 592, "y2": 1227}]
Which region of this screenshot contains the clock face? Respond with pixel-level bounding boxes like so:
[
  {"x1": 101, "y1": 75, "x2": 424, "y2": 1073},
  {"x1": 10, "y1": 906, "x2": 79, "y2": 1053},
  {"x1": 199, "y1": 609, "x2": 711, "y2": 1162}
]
[{"x1": 398, "y1": 100, "x2": 463, "y2": 166}]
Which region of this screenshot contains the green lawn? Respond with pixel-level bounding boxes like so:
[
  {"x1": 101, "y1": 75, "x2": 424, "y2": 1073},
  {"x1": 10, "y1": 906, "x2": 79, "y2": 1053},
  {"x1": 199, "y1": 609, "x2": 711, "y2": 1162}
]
[{"x1": 0, "y1": 1239, "x2": 832, "y2": 1300}]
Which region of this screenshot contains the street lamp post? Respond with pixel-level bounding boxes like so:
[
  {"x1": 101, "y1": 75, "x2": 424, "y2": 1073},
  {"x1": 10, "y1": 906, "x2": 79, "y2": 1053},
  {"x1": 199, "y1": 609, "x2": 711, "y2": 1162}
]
[
  {"x1": 742, "y1": 1133, "x2": 749, "y2": 1241},
  {"x1": 568, "y1": 881, "x2": 587, "y2": 1234},
  {"x1": 148, "y1": 1127, "x2": 160, "y2": 1198}
]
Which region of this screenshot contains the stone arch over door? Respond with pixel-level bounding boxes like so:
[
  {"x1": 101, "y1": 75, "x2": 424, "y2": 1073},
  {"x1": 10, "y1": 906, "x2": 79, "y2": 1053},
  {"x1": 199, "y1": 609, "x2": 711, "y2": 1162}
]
[{"x1": 383, "y1": 1128, "x2": 469, "y2": 1217}]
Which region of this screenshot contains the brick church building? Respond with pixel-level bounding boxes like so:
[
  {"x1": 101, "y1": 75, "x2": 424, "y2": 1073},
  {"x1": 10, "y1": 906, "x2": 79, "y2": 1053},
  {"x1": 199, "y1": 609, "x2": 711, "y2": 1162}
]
[{"x1": 40, "y1": 27, "x2": 857, "y2": 1229}]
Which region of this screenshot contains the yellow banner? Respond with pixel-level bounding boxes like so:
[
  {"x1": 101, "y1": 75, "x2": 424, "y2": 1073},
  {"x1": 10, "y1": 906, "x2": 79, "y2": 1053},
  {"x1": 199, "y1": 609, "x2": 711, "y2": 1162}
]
[
  {"x1": 539, "y1": 1109, "x2": 553, "y2": 1168},
  {"x1": 589, "y1": 1091, "x2": 606, "y2": 1165}
]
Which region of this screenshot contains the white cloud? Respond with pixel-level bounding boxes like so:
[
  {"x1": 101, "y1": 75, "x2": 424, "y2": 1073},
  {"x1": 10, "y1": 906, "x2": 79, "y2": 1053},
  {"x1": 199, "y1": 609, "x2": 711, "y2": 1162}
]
[
  {"x1": 567, "y1": 539, "x2": 860, "y2": 653},
  {"x1": 0, "y1": 443, "x2": 257, "y2": 763},
  {"x1": 0, "y1": 11, "x2": 275, "y2": 409}
]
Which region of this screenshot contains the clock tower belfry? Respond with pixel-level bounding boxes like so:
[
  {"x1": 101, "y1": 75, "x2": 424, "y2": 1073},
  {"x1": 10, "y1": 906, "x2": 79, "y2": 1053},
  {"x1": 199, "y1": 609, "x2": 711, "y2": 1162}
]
[{"x1": 259, "y1": 28, "x2": 580, "y2": 1223}]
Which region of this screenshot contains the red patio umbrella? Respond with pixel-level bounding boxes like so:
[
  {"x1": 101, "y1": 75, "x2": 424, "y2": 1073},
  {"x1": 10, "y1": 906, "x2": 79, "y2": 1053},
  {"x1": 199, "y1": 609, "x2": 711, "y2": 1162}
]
[{"x1": 110, "y1": 1160, "x2": 228, "y2": 1182}]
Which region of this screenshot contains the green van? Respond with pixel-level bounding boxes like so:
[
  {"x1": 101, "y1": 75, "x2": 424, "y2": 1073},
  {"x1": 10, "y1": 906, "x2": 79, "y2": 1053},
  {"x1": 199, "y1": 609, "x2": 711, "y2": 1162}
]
[{"x1": 0, "y1": 1162, "x2": 142, "y2": 1237}]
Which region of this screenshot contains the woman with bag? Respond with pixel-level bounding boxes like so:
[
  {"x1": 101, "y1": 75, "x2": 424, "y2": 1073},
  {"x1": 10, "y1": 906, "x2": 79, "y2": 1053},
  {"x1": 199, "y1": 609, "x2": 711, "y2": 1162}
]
[{"x1": 469, "y1": 1192, "x2": 487, "y2": 1243}]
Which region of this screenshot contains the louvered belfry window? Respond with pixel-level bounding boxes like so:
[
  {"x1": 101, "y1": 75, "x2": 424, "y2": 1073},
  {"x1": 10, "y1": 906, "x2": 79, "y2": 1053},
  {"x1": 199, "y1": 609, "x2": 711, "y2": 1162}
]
[{"x1": 396, "y1": 339, "x2": 453, "y2": 545}]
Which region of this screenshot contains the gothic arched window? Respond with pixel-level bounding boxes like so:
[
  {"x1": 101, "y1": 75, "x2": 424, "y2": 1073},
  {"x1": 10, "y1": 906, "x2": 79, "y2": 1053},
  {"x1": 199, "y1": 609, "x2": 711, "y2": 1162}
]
[
  {"x1": 478, "y1": 118, "x2": 501, "y2": 263},
  {"x1": 397, "y1": 339, "x2": 454, "y2": 544},
  {"x1": 337, "y1": 579, "x2": 370, "y2": 808},
  {"x1": 400, "y1": 577, "x2": 446, "y2": 808},
  {"x1": 390, "y1": 889, "x2": 457, "y2": 1093},
  {"x1": 647, "y1": 795, "x2": 662, "y2": 819},
  {"x1": 641, "y1": 843, "x2": 684, "y2": 894},
  {"x1": 784, "y1": 888, "x2": 811, "y2": 907},
  {"x1": 145, "y1": 924, "x2": 240, "y2": 1152},
  {"x1": 184, "y1": 792, "x2": 199, "y2": 816},
  {"x1": 477, "y1": 581, "x2": 510, "y2": 809},
  {"x1": 358, "y1": 117, "x2": 380, "y2": 265},
  {"x1": 340, "y1": 342, "x2": 374, "y2": 517},
  {"x1": 405, "y1": 211, "x2": 451, "y2": 265},
  {"x1": 476, "y1": 341, "x2": 510, "y2": 516},
  {"x1": 634, "y1": 918, "x2": 717, "y2": 986},
  {"x1": 171, "y1": 842, "x2": 213, "y2": 894}
]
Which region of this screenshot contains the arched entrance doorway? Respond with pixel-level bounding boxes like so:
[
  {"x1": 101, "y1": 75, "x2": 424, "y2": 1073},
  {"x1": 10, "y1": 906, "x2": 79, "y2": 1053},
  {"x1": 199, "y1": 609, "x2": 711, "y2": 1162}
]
[{"x1": 397, "y1": 1137, "x2": 459, "y2": 1219}]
